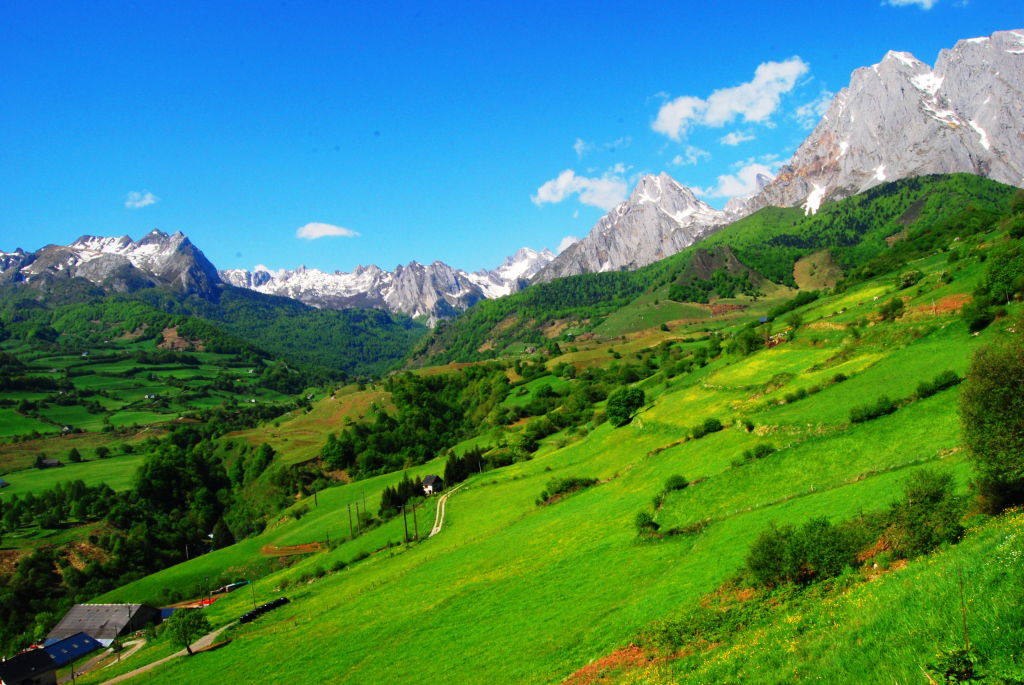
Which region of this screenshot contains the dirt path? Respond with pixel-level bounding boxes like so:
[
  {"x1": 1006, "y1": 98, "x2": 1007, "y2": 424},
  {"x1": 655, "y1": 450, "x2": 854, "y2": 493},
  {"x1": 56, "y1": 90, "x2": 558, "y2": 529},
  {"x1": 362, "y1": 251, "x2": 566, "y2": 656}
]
[
  {"x1": 428, "y1": 484, "x2": 464, "y2": 537},
  {"x1": 99, "y1": 622, "x2": 234, "y2": 685}
]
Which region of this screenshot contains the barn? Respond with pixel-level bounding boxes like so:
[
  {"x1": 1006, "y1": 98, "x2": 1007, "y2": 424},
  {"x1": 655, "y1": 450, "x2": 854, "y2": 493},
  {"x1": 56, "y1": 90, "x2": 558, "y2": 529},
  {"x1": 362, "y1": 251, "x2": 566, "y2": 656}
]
[
  {"x1": 42, "y1": 633, "x2": 102, "y2": 667},
  {"x1": 0, "y1": 649, "x2": 56, "y2": 685},
  {"x1": 45, "y1": 604, "x2": 160, "y2": 647}
]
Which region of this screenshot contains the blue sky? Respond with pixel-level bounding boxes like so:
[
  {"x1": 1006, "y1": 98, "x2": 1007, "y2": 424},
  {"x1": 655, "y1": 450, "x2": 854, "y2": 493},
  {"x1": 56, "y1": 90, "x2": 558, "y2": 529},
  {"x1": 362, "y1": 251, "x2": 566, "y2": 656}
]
[{"x1": 0, "y1": 1, "x2": 1016, "y2": 273}]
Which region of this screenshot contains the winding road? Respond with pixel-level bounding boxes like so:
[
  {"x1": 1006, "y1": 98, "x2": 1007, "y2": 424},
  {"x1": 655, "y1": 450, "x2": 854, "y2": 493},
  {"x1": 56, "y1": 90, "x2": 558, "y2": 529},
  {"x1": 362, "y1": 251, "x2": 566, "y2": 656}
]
[{"x1": 428, "y1": 484, "x2": 464, "y2": 537}]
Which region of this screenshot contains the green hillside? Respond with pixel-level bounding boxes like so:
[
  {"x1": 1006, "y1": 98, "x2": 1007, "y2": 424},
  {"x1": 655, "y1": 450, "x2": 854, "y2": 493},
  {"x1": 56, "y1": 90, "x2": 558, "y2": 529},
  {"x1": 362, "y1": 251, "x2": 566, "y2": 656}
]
[
  {"x1": 2, "y1": 175, "x2": 1023, "y2": 683},
  {"x1": 417, "y1": 174, "x2": 1016, "y2": 364}
]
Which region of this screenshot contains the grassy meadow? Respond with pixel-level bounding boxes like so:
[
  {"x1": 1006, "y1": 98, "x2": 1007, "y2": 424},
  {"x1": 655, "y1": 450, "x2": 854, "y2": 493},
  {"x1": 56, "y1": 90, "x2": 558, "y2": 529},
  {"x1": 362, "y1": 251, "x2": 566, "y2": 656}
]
[{"x1": 82, "y1": 260, "x2": 1022, "y2": 683}]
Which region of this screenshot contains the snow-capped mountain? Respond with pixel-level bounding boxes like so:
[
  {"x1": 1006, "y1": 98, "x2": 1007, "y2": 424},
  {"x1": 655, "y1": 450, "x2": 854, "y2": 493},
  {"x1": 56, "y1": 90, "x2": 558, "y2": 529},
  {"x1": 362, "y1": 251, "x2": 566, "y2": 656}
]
[
  {"x1": 532, "y1": 172, "x2": 727, "y2": 283},
  {"x1": 1, "y1": 227, "x2": 553, "y2": 324},
  {"x1": 741, "y1": 29, "x2": 1024, "y2": 215},
  {"x1": 220, "y1": 247, "x2": 555, "y2": 324},
  {"x1": 1, "y1": 229, "x2": 221, "y2": 296},
  {"x1": 535, "y1": 30, "x2": 1024, "y2": 284}
]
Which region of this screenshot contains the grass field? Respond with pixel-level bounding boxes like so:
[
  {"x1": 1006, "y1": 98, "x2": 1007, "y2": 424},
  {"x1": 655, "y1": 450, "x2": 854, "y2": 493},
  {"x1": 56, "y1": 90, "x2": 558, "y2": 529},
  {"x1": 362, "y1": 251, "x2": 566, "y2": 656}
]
[
  {"x1": 85, "y1": 274, "x2": 1021, "y2": 683},
  {"x1": 11, "y1": 199, "x2": 1021, "y2": 683},
  {"x1": 0, "y1": 453, "x2": 145, "y2": 497}
]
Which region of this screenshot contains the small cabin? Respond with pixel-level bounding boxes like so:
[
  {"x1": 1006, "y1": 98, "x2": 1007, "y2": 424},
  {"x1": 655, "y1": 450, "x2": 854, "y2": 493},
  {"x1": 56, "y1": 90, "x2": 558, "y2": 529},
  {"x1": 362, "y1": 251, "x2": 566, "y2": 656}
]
[
  {"x1": 0, "y1": 478, "x2": 9, "y2": 489},
  {"x1": 422, "y1": 474, "x2": 443, "y2": 495},
  {"x1": 41, "y1": 459, "x2": 64, "y2": 469}
]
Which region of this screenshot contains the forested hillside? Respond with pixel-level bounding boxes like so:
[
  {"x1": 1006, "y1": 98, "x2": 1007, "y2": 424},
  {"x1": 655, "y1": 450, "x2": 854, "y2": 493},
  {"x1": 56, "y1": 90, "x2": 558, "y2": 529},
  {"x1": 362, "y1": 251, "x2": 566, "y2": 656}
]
[{"x1": 0, "y1": 283, "x2": 427, "y2": 381}]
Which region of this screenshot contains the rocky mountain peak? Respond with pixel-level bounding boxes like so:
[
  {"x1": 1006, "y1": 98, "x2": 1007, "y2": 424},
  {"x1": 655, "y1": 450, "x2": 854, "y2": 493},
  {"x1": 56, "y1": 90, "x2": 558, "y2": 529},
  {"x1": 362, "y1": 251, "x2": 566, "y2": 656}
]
[
  {"x1": 532, "y1": 172, "x2": 726, "y2": 283},
  {"x1": 744, "y1": 28, "x2": 1024, "y2": 216},
  {"x1": 4, "y1": 229, "x2": 221, "y2": 297},
  {"x1": 220, "y1": 246, "x2": 556, "y2": 325}
]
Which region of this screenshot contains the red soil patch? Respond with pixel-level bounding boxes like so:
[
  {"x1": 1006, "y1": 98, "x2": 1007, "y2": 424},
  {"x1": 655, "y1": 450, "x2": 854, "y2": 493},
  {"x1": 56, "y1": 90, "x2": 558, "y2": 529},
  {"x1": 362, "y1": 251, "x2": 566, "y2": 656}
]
[
  {"x1": 857, "y1": 537, "x2": 891, "y2": 563},
  {"x1": 260, "y1": 542, "x2": 323, "y2": 557},
  {"x1": 562, "y1": 645, "x2": 653, "y2": 685},
  {"x1": 910, "y1": 293, "x2": 972, "y2": 315}
]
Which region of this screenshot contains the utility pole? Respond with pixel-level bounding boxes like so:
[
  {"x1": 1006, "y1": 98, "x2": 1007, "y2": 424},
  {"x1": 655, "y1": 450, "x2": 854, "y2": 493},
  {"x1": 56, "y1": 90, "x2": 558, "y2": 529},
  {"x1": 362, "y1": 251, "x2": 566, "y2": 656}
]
[
  {"x1": 402, "y1": 504, "x2": 409, "y2": 544},
  {"x1": 326, "y1": 529, "x2": 330, "y2": 547},
  {"x1": 250, "y1": 579, "x2": 256, "y2": 610},
  {"x1": 347, "y1": 503, "x2": 353, "y2": 539},
  {"x1": 313, "y1": 488, "x2": 318, "y2": 507},
  {"x1": 412, "y1": 502, "x2": 419, "y2": 541}
]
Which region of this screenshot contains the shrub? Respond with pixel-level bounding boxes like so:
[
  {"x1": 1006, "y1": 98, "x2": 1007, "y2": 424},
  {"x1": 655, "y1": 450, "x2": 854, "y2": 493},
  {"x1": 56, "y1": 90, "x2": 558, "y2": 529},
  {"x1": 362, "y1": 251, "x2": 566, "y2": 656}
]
[
  {"x1": 606, "y1": 387, "x2": 645, "y2": 427},
  {"x1": 663, "y1": 474, "x2": 689, "y2": 492},
  {"x1": 635, "y1": 511, "x2": 660, "y2": 535},
  {"x1": 961, "y1": 296, "x2": 995, "y2": 333},
  {"x1": 915, "y1": 369, "x2": 961, "y2": 399},
  {"x1": 849, "y1": 395, "x2": 897, "y2": 423},
  {"x1": 742, "y1": 443, "x2": 776, "y2": 462},
  {"x1": 536, "y1": 476, "x2": 599, "y2": 505},
  {"x1": 960, "y1": 334, "x2": 1024, "y2": 510},
  {"x1": 886, "y1": 469, "x2": 965, "y2": 558},
  {"x1": 691, "y1": 417, "x2": 723, "y2": 439},
  {"x1": 897, "y1": 270, "x2": 924, "y2": 289},
  {"x1": 879, "y1": 297, "x2": 905, "y2": 321},
  {"x1": 746, "y1": 516, "x2": 858, "y2": 587}
]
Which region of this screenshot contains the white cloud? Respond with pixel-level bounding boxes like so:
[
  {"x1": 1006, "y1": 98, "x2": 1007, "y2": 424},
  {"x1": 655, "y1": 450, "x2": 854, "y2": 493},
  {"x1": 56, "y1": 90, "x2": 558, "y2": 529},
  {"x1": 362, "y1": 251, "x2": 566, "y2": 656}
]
[
  {"x1": 125, "y1": 190, "x2": 158, "y2": 209},
  {"x1": 651, "y1": 95, "x2": 707, "y2": 141},
  {"x1": 885, "y1": 0, "x2": 937, "y2": 8},
  {"x1": 794, "y1": 91, "x2": 834, "y2": 129},
  {"x1": 295, "y1": 222, "x2": 360, "y2": 240},
  {"x1": 671, "y1": 145, "x2": 711, "y2": 166},
  {"x1": 698, "y1": 161, "x2": 780, "y2": 199},
  {"x1": 573, "y1": 136, "x2": 632, "y2": 158},
  {"x1": 531, "y1": 168, "x2": 628, "y2": 211},
  {"x1": 557, "y1": 235, "x2": 579, "y2": 253},
  {"x1": 652, "y1": 57, "x2": 810, "y2": 139},
  {"x1": 720, "y1": 131, "x2": 755, "y2": 146}
]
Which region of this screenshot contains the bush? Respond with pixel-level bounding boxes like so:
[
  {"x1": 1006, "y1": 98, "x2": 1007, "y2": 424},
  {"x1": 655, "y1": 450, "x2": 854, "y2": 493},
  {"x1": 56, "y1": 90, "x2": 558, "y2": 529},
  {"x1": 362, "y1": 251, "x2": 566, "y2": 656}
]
[
  {"x1": 663, "y1": 474, "x2": 689, "y2": 492},
  {"x1": 742, "y1": 443, "x2": 776, "y2": 462},
  {"x1": 897, "y1": 270, "x2": 924, "y2": 289},
  {"x1": 746, "y1": 516, "x2": 858, "y2": 587},
  {"x1": 536, "y1": 476, "x2": 599, "y2": 506},
  {"x1": 960, "y1": 334, "x2": 1024, "y2": 510},
  {"x1": 691, "y1": 417, "x2": 723, "y2": 439},
  {"x1": 878, "y1": 297, "x2": 905, "y2": 321},
  {"x1": 961, "y1": 297, "x2": 995, "y2": 333},
  {"x1": 915, "y1": 369, "x2": 961, "y2": 399},
  {"x1": 886, "y1": 469, "x2": 965, "y2": 558},
  {"x1": 606, "y1": 387, "x2": 645, "y2": 427},
  {"x1": 850, "y1": 395, "x2": 898, "y2": 423},
  {"x1": 635, "y1": 511, "x2": 660, "y2": 535}
]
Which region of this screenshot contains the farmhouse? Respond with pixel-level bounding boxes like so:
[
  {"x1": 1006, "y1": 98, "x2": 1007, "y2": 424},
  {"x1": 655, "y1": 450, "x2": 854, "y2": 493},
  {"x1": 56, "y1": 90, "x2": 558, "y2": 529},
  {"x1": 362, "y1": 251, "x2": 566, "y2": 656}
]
[
  {"x1": 0, "y1": 649, "x2": 56, "y2": 685},
  {"x1": 45, "y1": 604, "x2": 160, "y2": 647},
  {"x1": 42, "y1": 633, "x2": 102, "y2": 667},
  {"x1": 422, "y1": 474, "x2": 443, "y2": 495}
]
